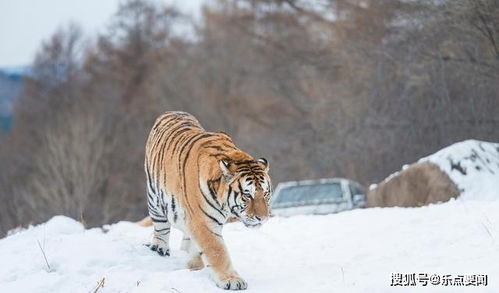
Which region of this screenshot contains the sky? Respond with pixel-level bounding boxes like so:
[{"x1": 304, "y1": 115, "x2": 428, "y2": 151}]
[{"x1": 0, "y1": 0, "x2": 203, "y2": 68}]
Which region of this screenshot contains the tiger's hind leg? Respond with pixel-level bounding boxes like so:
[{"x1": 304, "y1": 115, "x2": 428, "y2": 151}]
[
  {"x1": 146, "y1": 189, "x2": 171, "y2": 256},
  {"x1": 181, "y1": 236, "x2": 205, "y2": 270}
]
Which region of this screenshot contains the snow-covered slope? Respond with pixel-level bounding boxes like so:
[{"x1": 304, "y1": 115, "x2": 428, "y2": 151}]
[
  {"x1": 419, "y1": 140, "x2": 499, "y2": 200},
  {"x1": 1, "y1": 199, "x2": 499, "y2": 292}
]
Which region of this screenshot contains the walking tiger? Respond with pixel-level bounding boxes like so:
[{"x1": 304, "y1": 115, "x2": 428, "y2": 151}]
[{"x1": 143, "y1": 111, "x2": 272, "y2": 290}]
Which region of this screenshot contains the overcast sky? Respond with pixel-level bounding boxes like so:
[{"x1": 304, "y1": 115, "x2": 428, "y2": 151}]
[{"x1": 0, "y1": 0, "x2": 203, "y2": 68}]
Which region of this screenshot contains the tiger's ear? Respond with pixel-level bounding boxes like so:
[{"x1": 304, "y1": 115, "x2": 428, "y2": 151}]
[
  {"x1": 219, "y1": 160, "x2": 233, "y2": 181},
  {"x1": 258, "y1": 158, "x2": 269, "y2": 172}
]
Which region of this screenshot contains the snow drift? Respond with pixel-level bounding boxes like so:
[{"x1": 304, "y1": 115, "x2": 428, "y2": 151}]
[{"x1": 419, "y1": 139, "x2": 499, "y2": 201}]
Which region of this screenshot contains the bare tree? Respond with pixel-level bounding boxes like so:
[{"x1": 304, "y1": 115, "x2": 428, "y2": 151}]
[{"x1": 1, "y1": 0, "x2": 498, "y2": 235}]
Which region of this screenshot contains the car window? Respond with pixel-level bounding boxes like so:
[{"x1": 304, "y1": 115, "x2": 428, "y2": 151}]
[
  {"x1": 349, "y1": 183, "x2": 364, "y2": 196},
  {"x1": 273, "y1": 183, "x2": 343, "y2": 207}
]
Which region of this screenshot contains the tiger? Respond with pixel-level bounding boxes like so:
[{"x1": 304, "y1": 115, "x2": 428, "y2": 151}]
[{"x1": 143, "y1": 111, "x2": 272, "y2": 290}]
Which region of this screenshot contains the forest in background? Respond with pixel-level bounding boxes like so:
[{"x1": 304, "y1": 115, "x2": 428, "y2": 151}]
[{"x1": 0, "y1": 0, "x2": 498, "y2": 235}]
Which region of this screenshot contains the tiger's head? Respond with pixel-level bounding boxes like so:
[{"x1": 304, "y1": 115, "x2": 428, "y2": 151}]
[{"x1": 219, "y1": 158, "x2": 272, "y2": 228}]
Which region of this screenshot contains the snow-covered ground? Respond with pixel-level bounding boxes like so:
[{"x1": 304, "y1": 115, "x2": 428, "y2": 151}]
[{"x1": 1, "y1": 140, "x2": 498, "y2": 292}]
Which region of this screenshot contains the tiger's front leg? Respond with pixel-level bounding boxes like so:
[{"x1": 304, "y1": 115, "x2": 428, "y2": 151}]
[
  {"x1": 148, "y1": 220, "x2": 171, "y2": 256},
  {"x1": 189, "y1": 222, "x2": 247, "y2": 290},
  {"x1": 146, "y1": 190, "x2": 171, "y2": 256}
]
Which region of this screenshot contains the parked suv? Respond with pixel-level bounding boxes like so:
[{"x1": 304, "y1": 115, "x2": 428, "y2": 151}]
[{"x1": 270, "y1": 178, "x2": 366, "y2": 217}]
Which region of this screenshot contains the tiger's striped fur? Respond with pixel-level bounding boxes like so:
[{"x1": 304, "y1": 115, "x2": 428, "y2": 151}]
[{"x1": 144, "y1": 111, "x2": 272, "y2": 290}]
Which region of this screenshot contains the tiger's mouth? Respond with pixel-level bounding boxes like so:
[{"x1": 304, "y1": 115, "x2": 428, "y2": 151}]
[
  {"x1": 241, "y1": 215, "x2": 267, "y2": 228},
  {"x1": 242, "y1": 221, "x2": 262, "y2": 228}
]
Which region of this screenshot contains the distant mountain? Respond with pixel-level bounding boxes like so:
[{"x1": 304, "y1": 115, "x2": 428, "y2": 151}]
[
  {"x1": 0, "y1": 66, "x2": 31, "y2": 77},
  {"x1": 0, "y1": 66, "x2": 28, "y2": 132}
]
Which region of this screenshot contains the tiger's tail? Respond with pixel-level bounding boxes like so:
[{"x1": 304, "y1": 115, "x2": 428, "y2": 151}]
[{"x1": 136, "y1": 216, "x2": 153, "y2": 227}]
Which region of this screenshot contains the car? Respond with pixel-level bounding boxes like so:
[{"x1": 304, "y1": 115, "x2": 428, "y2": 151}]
[{"x1": 270, "y1": 178, "x2": 366, "y2": 217}]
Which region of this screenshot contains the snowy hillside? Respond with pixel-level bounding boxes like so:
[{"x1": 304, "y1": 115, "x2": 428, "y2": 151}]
[
  {"x1": 419, "y1": 140, "x2": 499, "y2": 200},
  {"x1": 1, "y1": 200, "x2": 498, "y2": 292},
  {"x1": 1, "y1": 140, "x2": 499, "y2": 292}
]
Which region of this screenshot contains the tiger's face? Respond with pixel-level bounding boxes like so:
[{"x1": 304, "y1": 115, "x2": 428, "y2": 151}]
[{"x1": 220, "y1": 158, "x2": 272, "y2": 228}]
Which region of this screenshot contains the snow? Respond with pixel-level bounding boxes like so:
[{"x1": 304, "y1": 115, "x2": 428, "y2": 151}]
[
  {"x1": 1, "y1": 139, "x2": 499, "y2": 292},
  {"x1": 2, "y1": 201, "x2": 498, "y2": 292},
  {"x1": 419, "y1": 139, "x2": 499, "y2": 201}
]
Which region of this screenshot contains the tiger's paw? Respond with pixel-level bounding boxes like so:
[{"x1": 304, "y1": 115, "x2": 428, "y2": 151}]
[
  {"x1": 216, "y1": 276, "x2": 248, "y2": 290},
  {"x1": 145, "y1": 239, "x2": 170, "y2": 257},
  {"x1": 187, "y1": 253, "x2": 204, "y2": 271}
]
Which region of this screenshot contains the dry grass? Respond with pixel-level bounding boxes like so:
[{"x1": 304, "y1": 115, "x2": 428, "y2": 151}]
[
  {"x1": 36, "y1": 239, "x2": 52, "y2": 272},
  {"x1": 367, "y1": 162, "x2": 460, "y2": 207},
  {"x1": 90, "y1": 277, "x2": 105, "y2": 293}
]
